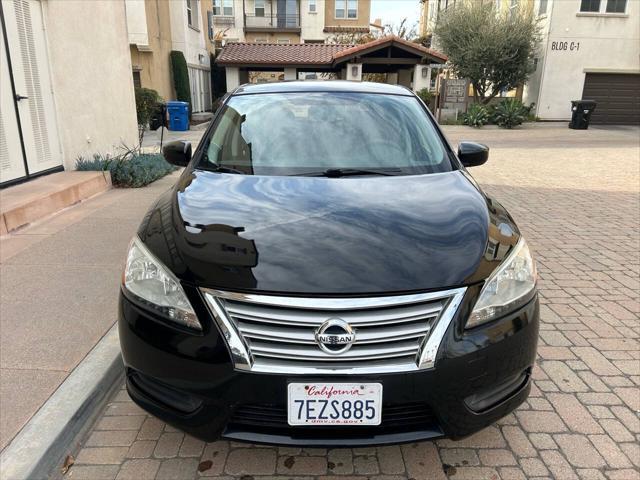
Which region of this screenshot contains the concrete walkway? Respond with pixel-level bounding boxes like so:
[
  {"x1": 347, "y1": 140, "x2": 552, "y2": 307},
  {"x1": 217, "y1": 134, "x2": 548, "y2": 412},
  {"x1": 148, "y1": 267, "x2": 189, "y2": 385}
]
[
  {"x1": 0, "y1": 126, "x2": 209, "y2": 452},
  {"x1": 0, "y1": 173, "x2": 185, "y2": 451}
]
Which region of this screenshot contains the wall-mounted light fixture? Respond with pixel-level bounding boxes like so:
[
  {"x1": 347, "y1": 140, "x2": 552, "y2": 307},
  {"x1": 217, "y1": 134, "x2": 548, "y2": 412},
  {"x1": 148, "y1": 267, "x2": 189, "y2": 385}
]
[
  {"x1": 422, "y1": 66, "x2": 429, "y2": 78},
  {"x1": 351, "y1": 65, "x2": 359, "y2": 77}
]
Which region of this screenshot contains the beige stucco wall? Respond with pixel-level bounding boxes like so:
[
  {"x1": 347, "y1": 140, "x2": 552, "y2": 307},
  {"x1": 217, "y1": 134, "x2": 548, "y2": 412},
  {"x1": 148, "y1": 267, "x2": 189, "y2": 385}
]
[
  {"x1": 525, "y1": 0, "x2": 640, "y2": 120},
  {"x1": 245, "y1": 32, "x2": 301, "y2": 43},
  {"x1": 300, "y1": 0, "x2": 325, "y2": 41},
  {"x1": 42, "y1": 0, "x2": 138, "y2": 169},
  {"x1": 169, "y1": 0, "x2": 210, "y2": 67},
  {"x1": 324, "y1": 0, "x2": 370, "y2": 28},
  {"x1": 200, "y1": 0, "x2": 217, "y2": 55},
  {"x1": 129, "y1": 0, "x2": 175, "y2": 100}
]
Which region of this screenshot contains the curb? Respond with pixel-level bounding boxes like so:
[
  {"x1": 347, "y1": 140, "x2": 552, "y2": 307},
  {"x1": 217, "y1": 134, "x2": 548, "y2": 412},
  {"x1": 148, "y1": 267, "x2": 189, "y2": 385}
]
[{"x1": 0, "y1": 324, "x2": 123, "y2": 480}]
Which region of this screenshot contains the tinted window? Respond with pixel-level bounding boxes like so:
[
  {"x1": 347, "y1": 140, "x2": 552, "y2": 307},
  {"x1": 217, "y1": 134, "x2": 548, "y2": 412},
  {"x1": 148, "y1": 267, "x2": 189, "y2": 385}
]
[{"x1": 199, "y1": 92, "x2": 452, "y2": 176}]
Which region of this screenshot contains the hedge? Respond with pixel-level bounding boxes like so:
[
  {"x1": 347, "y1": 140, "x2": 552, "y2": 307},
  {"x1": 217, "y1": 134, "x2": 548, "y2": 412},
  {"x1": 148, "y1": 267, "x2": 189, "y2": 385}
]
[{"x1": 170, "y1": 50, "x2": 191, "y2": 115}]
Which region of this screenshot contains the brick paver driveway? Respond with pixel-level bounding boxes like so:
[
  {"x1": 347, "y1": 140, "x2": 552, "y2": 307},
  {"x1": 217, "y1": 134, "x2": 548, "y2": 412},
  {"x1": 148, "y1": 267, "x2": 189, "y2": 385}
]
[{"x1": 67, "y1": 124, "x2": 639, "y2": 480}]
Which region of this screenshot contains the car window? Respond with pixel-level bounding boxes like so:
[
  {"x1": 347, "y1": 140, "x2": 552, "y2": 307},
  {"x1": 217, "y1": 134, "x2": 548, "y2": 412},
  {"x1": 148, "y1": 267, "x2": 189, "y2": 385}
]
[{"x1": 199, "y1": 92, "x2": 452, "y2": 176}]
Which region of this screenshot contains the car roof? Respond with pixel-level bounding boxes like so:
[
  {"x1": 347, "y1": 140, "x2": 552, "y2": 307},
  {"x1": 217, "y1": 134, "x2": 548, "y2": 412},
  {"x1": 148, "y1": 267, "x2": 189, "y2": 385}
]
[{"x1": 233, "y1": 80, "x2": 414, "y2": 96}]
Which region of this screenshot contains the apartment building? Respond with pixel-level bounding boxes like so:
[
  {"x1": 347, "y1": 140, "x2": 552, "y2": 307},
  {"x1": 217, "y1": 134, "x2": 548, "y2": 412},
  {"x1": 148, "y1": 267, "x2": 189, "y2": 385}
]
[
  {"x1": 208, "y1": 0, "x2": 371, "y2": 44},
  {"x1": 523, "y1": 0, "x2": 639, "y2": 124},
  {"x1": 420, "y1": 0, "x2": 639, "y2": 124},
  {"x1": 126, "y1": 0, "x2": 213, "y2": 113}
]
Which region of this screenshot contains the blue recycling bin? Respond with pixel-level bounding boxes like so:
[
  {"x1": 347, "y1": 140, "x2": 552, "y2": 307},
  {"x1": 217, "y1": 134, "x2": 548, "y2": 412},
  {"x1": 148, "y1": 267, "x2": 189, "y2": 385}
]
[{"x1": 166, "y1": 101, "x2": 189, "y2": 131}]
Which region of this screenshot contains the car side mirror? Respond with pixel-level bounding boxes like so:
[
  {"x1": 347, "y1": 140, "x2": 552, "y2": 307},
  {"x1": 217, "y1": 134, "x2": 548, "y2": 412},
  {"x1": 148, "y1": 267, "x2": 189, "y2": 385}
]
[
  {"x1": 458, "y1": 142, "x2": 489, "y2": 168},
  {"x1": 163, "y1": 141, "x2": 192, "y2": 167}
]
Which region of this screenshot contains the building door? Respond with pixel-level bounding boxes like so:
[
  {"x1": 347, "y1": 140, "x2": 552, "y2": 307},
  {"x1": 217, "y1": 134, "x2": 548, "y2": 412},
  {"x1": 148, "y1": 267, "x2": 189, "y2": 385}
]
[
  {"x1": 0, "y1": 0, "x2": 62, "y2": 185},
  {"x1": 582, "y1": 73, "x2": 640, "y2": 125},
  {"x1": 0, "y1": 18, "x2": 25, "y2": 182}
]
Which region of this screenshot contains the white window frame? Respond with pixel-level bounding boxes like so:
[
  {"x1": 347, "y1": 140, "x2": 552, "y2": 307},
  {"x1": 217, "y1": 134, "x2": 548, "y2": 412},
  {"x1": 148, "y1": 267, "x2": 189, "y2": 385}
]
[
  {"x1": 347, "y1": 0, "x2": 358, "y2": 19},
  {"x1": 579, "y1": 0, "x2": 601, "y2": 12},
  {"x1": 213, "y1": 0, "x2": 234, "y2": 16},
  {"x1": 604, "y1": 0, "x2": 627, "y2": 13},
  {"x1": 578, "y1": 0, "x2": 627, "y2": 15},
  {"x1": 335, "y1": 0, "x2": 358, "y2": 19},
  {"x1": 187, "y1": 0, "x2": 199, "y2": 29},
  {"x1": 538, "y1": 0, "x2": 548, "y2": 16},
  {"x1": 308, "y1": 0, "x2": 317, "y2": 13},
  {"x1": 254, "y1": 37, "x2": 268, "y2": 43},
  {"x1": 277, "y1": 38, "x2": 291, "y2": 44},
  {"x1": 255, "y1": 0, "x2": 265, "y2": 17}
]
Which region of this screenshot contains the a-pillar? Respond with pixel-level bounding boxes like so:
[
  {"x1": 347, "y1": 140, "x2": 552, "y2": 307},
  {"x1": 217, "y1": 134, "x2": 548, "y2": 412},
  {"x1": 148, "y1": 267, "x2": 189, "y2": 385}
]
[
  {"x1": 284, "y1": 67, "x2": 297, "y2": 80},
  {"x1": 413, "y1": 64, "x2": 431, "y2": 92},
  {"x1": 345, "y1": 63, "x2": 362, "y2": 81}
]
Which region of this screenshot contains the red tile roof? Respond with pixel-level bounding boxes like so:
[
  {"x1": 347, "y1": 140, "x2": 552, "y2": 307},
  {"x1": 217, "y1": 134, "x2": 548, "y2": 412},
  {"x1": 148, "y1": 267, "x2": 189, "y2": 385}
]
[
  {"x1": 215, "y1": 35, "x2": 447, "y2": 67},
  {"x1": 333, "y1": 35, "x2": 448, "y2": 62},
  {"x1": 216, "y1": 42, "x2": 354, "y2": 66}
]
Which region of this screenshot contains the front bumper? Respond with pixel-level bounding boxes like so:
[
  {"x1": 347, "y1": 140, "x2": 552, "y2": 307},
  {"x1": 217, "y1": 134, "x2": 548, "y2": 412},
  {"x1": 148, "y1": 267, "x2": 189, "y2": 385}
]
[{"x1": 118, "y1": 285, "x2": 539, "y2": 446}]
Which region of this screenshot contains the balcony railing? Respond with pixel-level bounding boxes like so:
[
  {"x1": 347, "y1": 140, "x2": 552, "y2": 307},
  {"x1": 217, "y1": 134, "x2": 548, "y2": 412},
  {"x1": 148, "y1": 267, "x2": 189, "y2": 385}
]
[
  {"x1": 213, "y1": 15, "x2": 235, "y2": 26},
  {"x1": 244, "y1": 13, "x2": 300, "y2": 30}
]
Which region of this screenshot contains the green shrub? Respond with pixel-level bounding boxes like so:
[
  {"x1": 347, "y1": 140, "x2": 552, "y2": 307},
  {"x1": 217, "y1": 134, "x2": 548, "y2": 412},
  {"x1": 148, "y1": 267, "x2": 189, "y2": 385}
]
[
  {"x1": 463, "y1": 103, "x2": 490, "y2": 127},
  {"x1": 135, "y1": 87, "x2": 162, "y2": 127},
  {"x1": 76, "y1": 152, "x2": 176, "y2": 188},
  {"x1": 491, "y1": 98, "x2": 528, "y2": 129},
  {"x1": 416, "y1": 88, "x2": 434, "y2": 106},
  {"x1": 170, "y1": 50, "x2": 191, "y2": 115}
]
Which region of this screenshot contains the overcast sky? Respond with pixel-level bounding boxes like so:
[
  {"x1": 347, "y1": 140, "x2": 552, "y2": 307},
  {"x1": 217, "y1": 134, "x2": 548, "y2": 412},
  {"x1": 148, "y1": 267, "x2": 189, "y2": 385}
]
[{"x1": 370, "y1": 0, "x2": 421, "y2": 28}]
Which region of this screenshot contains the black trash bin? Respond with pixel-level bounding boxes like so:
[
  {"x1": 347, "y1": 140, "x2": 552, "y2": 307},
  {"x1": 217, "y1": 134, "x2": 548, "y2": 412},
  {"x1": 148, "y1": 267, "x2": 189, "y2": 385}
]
[
  {"x1": 149, "y1": 103, "x2": 167, "y2": 131},
  {"x1": 569, "y1": 100, "x2": 597, "y2": 130}
]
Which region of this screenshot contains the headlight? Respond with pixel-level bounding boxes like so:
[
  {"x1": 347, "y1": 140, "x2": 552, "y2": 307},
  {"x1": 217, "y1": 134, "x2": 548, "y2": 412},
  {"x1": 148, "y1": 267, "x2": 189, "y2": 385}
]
[
  {"x1": 123, "y1": 237, "x2": 201, "y2": 331},
  {"x1": 467, "y1": 238, "x2": 537, "y2": 329}
]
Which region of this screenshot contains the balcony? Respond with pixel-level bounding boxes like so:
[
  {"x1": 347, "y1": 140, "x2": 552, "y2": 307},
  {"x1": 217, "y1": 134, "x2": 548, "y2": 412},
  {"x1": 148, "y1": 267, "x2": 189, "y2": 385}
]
[
  {"x1": 213, "y1": 15, "x2": 235, "y2": 26},
  {"x1": 244, "y1": 13, "x2": 301, "y2": 32}
]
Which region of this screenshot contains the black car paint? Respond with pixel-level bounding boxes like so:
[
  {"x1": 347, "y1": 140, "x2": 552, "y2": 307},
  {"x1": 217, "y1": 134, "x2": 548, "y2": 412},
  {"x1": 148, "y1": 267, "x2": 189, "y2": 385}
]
[
  {"x1": 138, "y1": 169, "x2": 519, "y2": 294},
  {"x1": 120, "y1": 81, "x2": 539, "y2": 445}
]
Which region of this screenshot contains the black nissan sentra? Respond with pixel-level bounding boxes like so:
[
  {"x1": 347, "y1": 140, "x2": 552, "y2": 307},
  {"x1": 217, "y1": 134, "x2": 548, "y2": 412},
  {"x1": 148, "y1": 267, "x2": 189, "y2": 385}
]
[{"x1": 119, "y1": 81, "x2": 539, "y2": 446}]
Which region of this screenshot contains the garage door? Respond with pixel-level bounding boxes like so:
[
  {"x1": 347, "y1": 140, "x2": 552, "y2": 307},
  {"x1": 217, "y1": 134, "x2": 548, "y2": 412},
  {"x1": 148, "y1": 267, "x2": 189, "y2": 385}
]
[{"x1": 582, "y1": 73, "x2": 640, "y2": 125}]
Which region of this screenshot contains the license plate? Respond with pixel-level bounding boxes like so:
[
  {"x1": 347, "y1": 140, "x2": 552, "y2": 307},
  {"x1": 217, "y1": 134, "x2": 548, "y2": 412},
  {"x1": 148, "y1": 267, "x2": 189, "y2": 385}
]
[{"x1": 287, "y1": 383, "x2": 382, "y2": 426}]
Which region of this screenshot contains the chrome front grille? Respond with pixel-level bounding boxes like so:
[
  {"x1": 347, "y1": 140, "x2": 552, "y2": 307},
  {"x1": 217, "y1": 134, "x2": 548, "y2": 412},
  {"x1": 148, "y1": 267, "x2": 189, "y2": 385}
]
[{"x1": 202, "y1": 288, "x2": 466, "y2": 374}]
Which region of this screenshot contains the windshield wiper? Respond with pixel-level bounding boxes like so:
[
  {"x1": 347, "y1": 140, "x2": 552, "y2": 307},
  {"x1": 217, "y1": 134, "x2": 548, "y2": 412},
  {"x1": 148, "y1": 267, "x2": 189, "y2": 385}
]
[
  {"x1": 301, "y1": 168, "x2": 402, "y2": 178},
  {"x1": 200, "y1": 153, "x2": 245, "y2": 174},
  {"x1": 208, "y1": 165, "x2": 245, "y2": 174}
]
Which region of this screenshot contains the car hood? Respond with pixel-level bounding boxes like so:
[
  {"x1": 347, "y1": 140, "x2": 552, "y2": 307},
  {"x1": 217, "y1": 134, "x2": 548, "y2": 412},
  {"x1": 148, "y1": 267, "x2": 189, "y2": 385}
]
[{"x1": 138, "y1": 169, "x2": 520, "y2": 294}]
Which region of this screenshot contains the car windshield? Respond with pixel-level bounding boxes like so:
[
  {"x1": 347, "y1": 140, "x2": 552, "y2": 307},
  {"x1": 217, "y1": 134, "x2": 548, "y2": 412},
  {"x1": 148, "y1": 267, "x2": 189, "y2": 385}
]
[{"x1": 198, "y1": 91, "x2": 452, "y2": 176}]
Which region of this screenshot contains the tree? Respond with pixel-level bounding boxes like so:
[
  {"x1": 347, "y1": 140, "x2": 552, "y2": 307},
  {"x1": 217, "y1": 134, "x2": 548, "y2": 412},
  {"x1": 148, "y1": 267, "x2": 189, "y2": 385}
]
[
  {"x1": 326, "y1": 18, "x2": 418, "y2": 46},
  {"x1": 170, "y1": 50, "x2": 192, "y2": 114},
  {"x1": 134, "y1": 87, "x2": 162, "y2": 147},
  {"x1": 386, "y1": 18, "x2": 417, "y2": 41},
  {"x1": 433, "y1": 1, "x2": 539, "y2": 104}
]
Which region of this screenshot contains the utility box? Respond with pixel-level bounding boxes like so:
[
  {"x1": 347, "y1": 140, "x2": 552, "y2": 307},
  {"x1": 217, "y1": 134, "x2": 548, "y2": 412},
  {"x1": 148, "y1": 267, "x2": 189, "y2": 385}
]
[
  {"x1": 569, "y1": 100, "x2": 596, "y2": 130},
  {"x1": 166, "y1": 101, "x2": 189, "y2": 131}
]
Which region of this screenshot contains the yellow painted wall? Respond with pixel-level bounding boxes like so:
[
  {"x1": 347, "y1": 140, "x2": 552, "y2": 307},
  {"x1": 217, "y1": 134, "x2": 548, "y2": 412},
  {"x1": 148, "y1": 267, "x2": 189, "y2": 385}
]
[
  {"x1": 200, "y1": 0, "x2": 217, "y2": 55},
  {"x1": 324, "y1": 0, "x2": 371, "y2": 28},
  {"x1": 129, "y1": 0, "x2": 175, "y2": 100}
]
